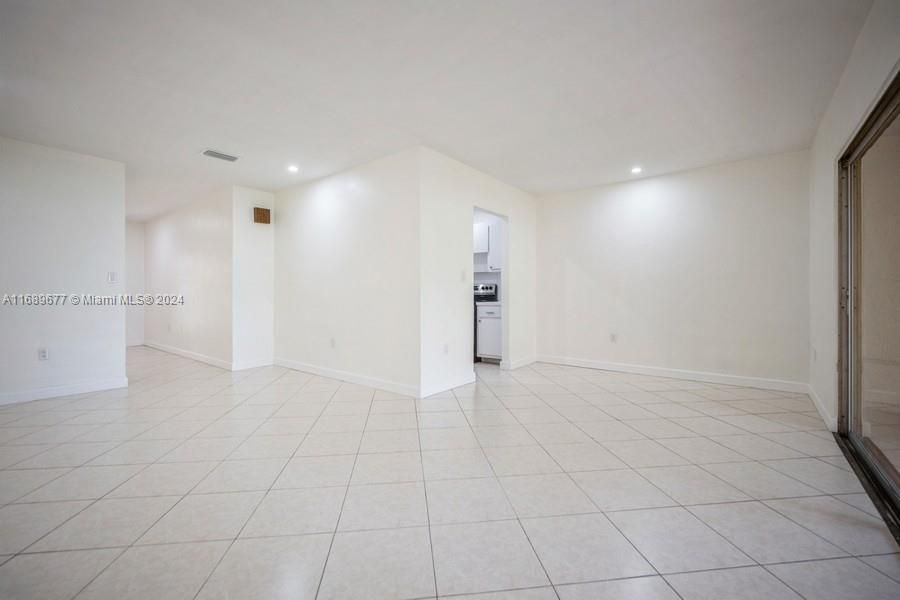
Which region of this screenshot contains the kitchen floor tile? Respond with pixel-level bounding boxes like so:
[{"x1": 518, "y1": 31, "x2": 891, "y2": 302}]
[
  {"x1": 543, "y1": 442, "x2": 627, "y2": 471},
  {"x1": 700, "y1": 461, "x2": 821, "y2": 499},
  {"x1": 242, "y1": 487, "x2": 345, "y2": 537},
  {"x1": 762, "y1": 457, "x2": 865, "y2": 494},
  {"x1": 192, "y1": 458, "x2": 287, "y2": 493},
  {"x1": 273, "y1": 454, "x2": 355, "y2": 489},
  {"x1": 431, "y1": 520, "x2": 548, "y2": 596},
  {"x1": 20, "y1": 464, "x2": 143, "y2": 502},
  {"x1": 656, "y1": 437, "x2": 747, "y2": 464},
  {"x1": 0, "y1": 500, "x2": 91, "y2": 554},
  {"x1": 108, "y1": 461, "x2": 217, "y2": 497},
  {"x1": 352, "y1": 451, "x2": 423, "y2": 484},
  {"x1": 196, "y1": 534, "x2": 331, "y2": 600},
  {"x1": 571, "y1": 469, "x2": 676, "y2": 511},
  {"x1": 76, "y1": 541, "x2": 228, "y2": 600},
  {"x1": 688, "y1": 501, "x2": 846, "y2": 563},
  {"x1": 556, "y1": 576, "x2": 680, "y2": 600},
  {"x1": 764, "y1": 496, "x2": 900, "y2": 555},
  {"x1": 0, "y1": 548, "x2": 121, "y2": 600},
  {"x1": 423, "y1": 448, "x2": 493, "y2": 480},
  {"x1": 138, "y1": 491, "x2": 263, "y2": 544},
  {"x1": 338, "y1": 481, "x2": 426, "y2": 531},
  {"x1": 767, "y1": 558, "x2": 900, "y2": 600},
  {"x1": 0, "y1": 468, "x2": 70, "y2": 504},
  {"x1": 666, "y1": 566, "x2": 802, "y2": 599},
  {"x1": 30, "y1": 495, "x2": 179, "y2": 551},
  {"x1": 521, "y1": 513, "x2": 654, "y2": 584},
  {"x1": 637, "y1": 465, "x2": 749, "y2": 505},
  {"x1": 607, "y1": 507, "x2": 754, "y2": 573},
  {"x1": 359, "y1": 429, "x2": 421, "y2": 453},
  {"x1": 602, "y1": 440, "x2": 690, "y2": 468},
  {"x1": 499, "y1": 473, "x2": 596, "y2": 518},
  {"x1": 318, "y1": 527, "x2": 435, "y2": 600},
  {"x1": 426, "y1": 477, "x2": 515, "y2": 524},
  {"x1": 483, "y1": 445, "x2": 561, "y2": 476}
]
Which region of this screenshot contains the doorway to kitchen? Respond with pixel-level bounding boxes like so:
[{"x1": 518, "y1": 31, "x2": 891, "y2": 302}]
[
  {"x1": 838, "y1": 69, "x2": 900, "y2": 538},
  {"x1": 473, "y1": 207, "x2": 508, "y2": 367}
]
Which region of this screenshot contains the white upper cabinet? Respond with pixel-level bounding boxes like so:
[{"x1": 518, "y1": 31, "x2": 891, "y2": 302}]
[
  {"x1": 473, "y1": 219, "x2": 503, "y2": 272},
  {"x1": 473, "y1": 222, "x2": 490, "y2": 253},
  {"x1": 486, "y1": 221, "x2": 503, "y2": 271}
]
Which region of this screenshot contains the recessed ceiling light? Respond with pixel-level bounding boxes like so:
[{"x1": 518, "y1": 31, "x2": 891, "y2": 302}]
[
  {"x1": 631, "y1": 166, "x2": 642, "y2": 174},
  {"x1": 287, "y1": 165, "x2": 299, "y2": 173}
]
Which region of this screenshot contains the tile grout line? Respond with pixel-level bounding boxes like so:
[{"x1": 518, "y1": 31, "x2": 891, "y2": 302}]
[
  {"x1": 480, "y1": 370, "x2": 688, "y2": 600},
  {"x1": 189, "y1": 369, "x2": 329, "y2": 600},
  {"x1": 311, "y1": 385, "x2": 377, "y2": 600},
  {"x1": 64, "y1": 367, "x2": 299, "y2": 600},
  {"x1": 455, "y1": 375, "x2": 562, "y2": 600},
  {"x1": 416, "y1": 394, "x2": 440, "y2": 600}
]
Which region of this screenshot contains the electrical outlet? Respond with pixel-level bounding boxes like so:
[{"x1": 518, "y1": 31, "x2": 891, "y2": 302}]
[{"x1": 38, "y1": 347, "x2": 49, "y2": 361}]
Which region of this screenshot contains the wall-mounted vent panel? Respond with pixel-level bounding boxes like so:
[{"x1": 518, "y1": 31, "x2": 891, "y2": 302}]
[
  {"x1": 253, "y1": 207, "x2": 271, "y2": 224},
  {"x1": 202, "y1": 149, "x2": 238, "y2": 162}
]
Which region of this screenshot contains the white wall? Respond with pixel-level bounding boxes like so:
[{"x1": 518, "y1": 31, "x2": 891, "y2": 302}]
[
  {"x1": 808, "y1": 0, "x2": 900, "y2": 429},
  {"x1": 419, "y1": 148, "x2": 538, "y2": 395},
  {"x1": 232, "y1": 186, "x2": 274, "y2": 370},
  {"x1": 0, "y1": 137, "x2": 127, "y2": 404},
  {"x1": 538, "y1": 151, "x2": 810, "y2": 390},
  {"x1": 125, "y1": 220, "x2": 145, "y2": 346},
  {"x1": 274, "y1": 150, "x2": 422, "y2": 395},
  {"x1": 144, "y1": 187, "x2": 233, "y2": 368}
]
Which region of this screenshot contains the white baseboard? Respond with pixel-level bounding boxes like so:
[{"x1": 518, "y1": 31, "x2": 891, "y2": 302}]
[
  {"x1": 807, "y1": 385, "x2": 837, "y2": 432},
  {"x1": 145, "y1": 341, "x2": 232, "y2": 370},
  {"x1": 421, "y1": 371, "x2": 476, "y2": 398},
  {"x1": 501, "y1": 356, "x2": 536, "y2": 370},
  {"x1": 0, "y1": 376, "x2": 129, "y2": 406},
  {"x1": 274, "y1": 357, "x2": 420, "y2": 397},
  {"x1": 536, "y1": 354, "x2": 809, "y2": 394},
  {"x1": 232, "y1": 358, "x2": 275, "y2": 371}
]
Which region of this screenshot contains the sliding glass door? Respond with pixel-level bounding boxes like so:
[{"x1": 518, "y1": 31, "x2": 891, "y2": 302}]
[{"x1": 839, "y1": 73, "x2": 900, "y2": 509}]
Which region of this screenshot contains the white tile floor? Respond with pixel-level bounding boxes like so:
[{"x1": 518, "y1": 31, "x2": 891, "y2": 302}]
[{"x1": 0, "y1": 347, "x2": 898, "y2": 599}]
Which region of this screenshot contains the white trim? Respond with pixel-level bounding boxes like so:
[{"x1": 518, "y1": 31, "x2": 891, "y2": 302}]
[
  {"x1": 274, "y1": 358, "x2": 419, "y2": 397},
  {"x1": 0, "y1": 376, "x2": 129, "y2": 406},
  {"x1": 232, "y1": 358, "x2": 274, "y2": 371},
  {"x1": 421, "y1": 371, "x2": 476, "y2": 399},
  {"x1": 145, "y1": 341, "x2": 232, "y2": 370},
  {"x1": 501, "y1": 356, "x2": 536, "y2": 370},
  {"x1": 537, "y1": 354, "x2": 809, "y2": 393},
  {"x1": 807, "y1": 385, "x2": 837, "y2": 432}
]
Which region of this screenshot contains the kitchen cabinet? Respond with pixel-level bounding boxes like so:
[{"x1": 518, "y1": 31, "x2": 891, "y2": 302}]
[
  {"x1": 476, "y1": 304, "x2": 502, "y2": 359},
  {"x1": 473, "y1": 221, "x2": 503, "y2": 272},
  {"x1": 473, "y1": 222, "x2": 490, "y2": 253}
]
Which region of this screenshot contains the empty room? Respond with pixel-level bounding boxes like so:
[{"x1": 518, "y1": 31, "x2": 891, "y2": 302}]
[{"x1": 2, "y1": 1, "x2": 900, "y2": 599}]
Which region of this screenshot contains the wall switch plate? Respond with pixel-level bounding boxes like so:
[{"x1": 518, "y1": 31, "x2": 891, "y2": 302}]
[
  {"x1": 38, "y1": 347, "x2": 49, "y2": 361},
  {"x1": 443, "y1": 343, "x2": 449, "y2": 355},
  {"x1": 610, "y1": 333, "x2": 617, "y2": 343},
  {"x1": 330, "y1": 337, "x2": 336, "y2": 349},
  {"x1": 107, "y1": 271, "x2": 117, "y2": 284}
]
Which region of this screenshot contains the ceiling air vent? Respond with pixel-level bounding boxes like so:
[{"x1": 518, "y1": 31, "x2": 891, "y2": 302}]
[{"x1": 202, "y1": 149, "x2": 238, "y2": 162}]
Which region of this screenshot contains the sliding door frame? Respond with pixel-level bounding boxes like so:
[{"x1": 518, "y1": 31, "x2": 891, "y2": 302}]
[{"x1": 837, "y1": 69, "x2": 900, "y2": 529}]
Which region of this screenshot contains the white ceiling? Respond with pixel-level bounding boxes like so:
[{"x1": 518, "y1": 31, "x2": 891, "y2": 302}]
[{"x1": 0, "y1": 0, "x2": 872, "y2": 219}]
